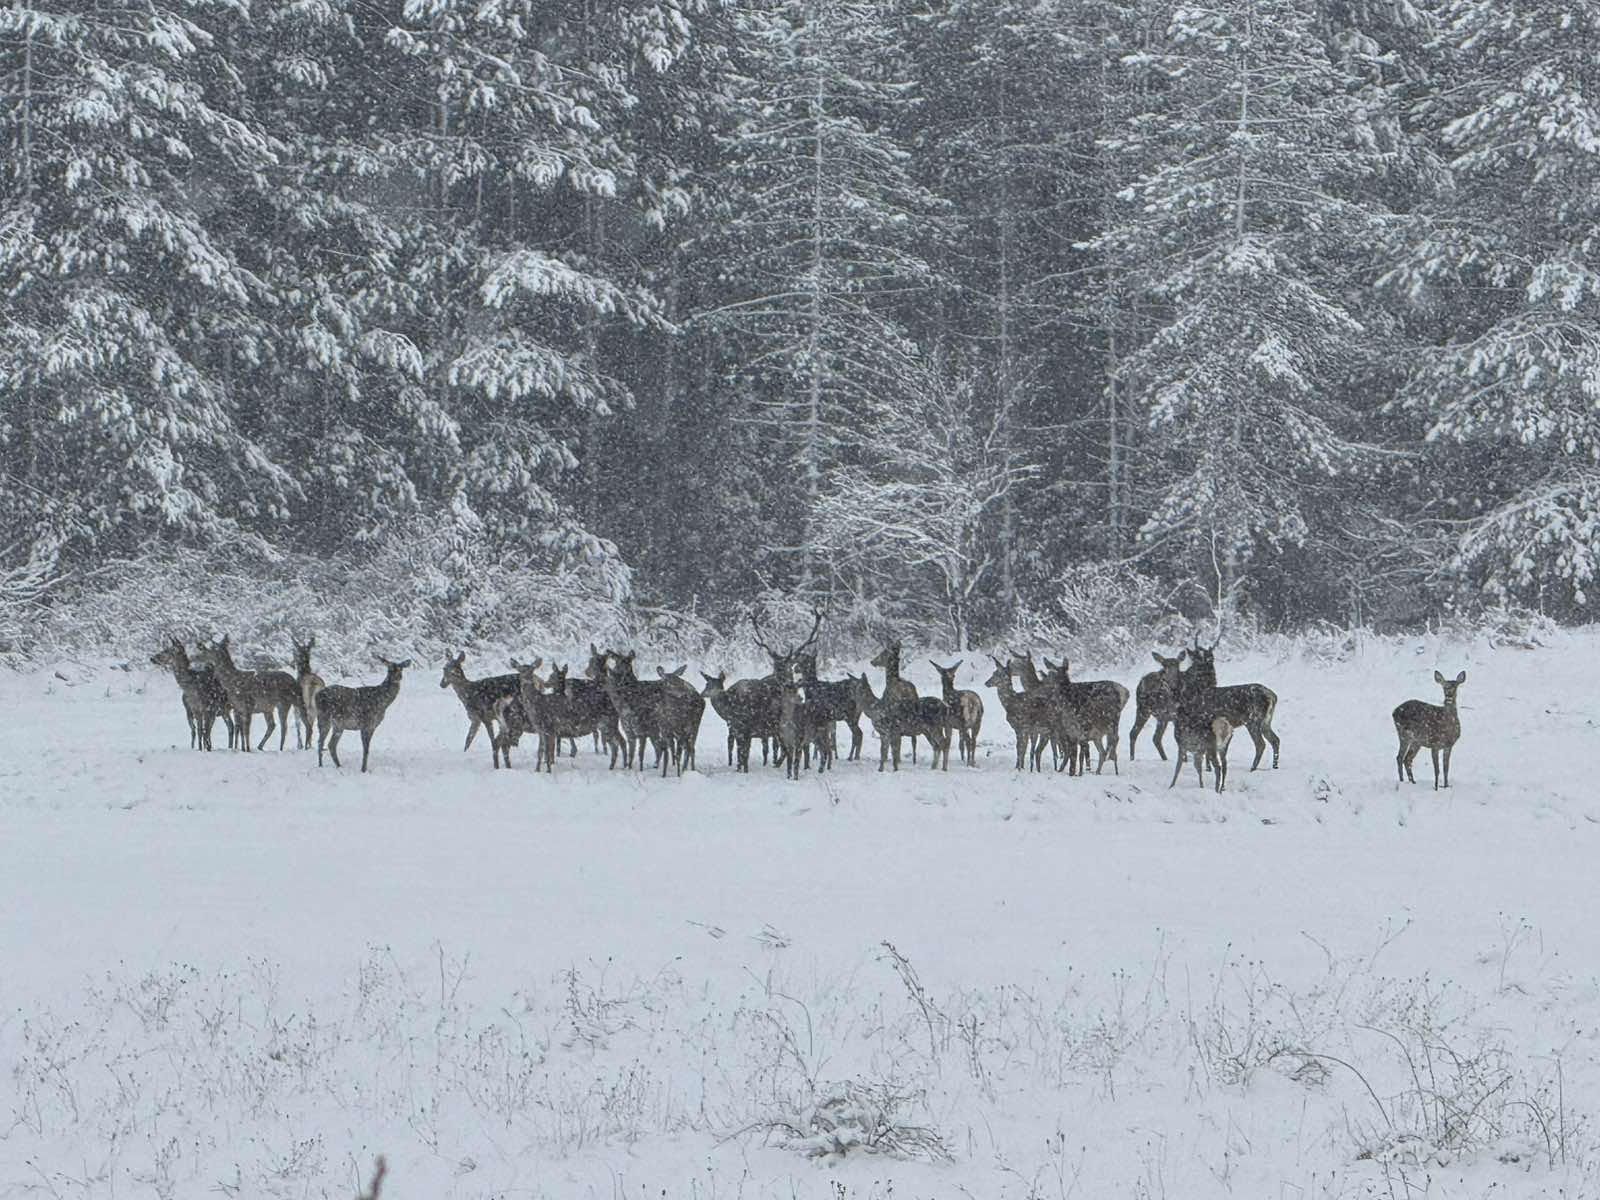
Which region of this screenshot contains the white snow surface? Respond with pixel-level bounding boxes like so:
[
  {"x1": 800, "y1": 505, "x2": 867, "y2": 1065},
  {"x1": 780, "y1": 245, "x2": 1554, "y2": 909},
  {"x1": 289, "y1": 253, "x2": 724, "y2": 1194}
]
[{"x1": 3, "y1": 632, "x2": 1599, "y2": 1199}]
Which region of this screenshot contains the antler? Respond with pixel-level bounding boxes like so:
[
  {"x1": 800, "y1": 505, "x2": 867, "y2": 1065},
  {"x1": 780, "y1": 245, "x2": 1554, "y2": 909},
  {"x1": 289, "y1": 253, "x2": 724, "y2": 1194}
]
[
  {"x1": 794, "y1": 606, "x2": 824, "y2": 654},
  {"x1": 748, "y1": 609, "x2": 778, "y2": 656}
]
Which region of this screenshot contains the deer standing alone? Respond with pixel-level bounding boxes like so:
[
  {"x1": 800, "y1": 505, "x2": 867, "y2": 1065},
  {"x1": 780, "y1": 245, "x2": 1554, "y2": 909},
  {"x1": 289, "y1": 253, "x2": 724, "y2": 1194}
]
[
  {"x1": 316, "y1": 657, "x2": 410, "y2": 772},
  {"x1": 1394, "y1": 671, "x2": 1465, "y2": 789}
]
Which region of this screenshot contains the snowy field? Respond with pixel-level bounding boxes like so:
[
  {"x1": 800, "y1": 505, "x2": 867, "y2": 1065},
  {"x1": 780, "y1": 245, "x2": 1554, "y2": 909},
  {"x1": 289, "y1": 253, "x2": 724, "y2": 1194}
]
[{"x1": 3, "y1": 632, "x2": 1599, "y2": 1199}]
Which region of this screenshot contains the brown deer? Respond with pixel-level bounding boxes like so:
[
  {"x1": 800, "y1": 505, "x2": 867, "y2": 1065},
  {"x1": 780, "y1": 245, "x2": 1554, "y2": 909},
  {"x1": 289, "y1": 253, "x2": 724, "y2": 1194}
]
[
  {"x1": 1394, "y1": 671, "x2": 1465, "y2": 789},
  {"x1": 700, "y1": 670, "x2": 778, "y2": 770},
  {"x1": 1203, "y1": 643, "x2": 1281, "y2": 770},
  {"x1": 1128, "y1": 651, "x2": 1186, "y2": 761},
  {"x1": 869, "y1": 641, "x2": 920, "y2": 763},
  {"x1": 441, "y1": 651, "x2": 524, "y2": 765},
  {"x1": 603, "y1": 652, "x2": 701, "y2": 776},
  {"x1": 1169, "y1": 645, "x2": 1230, "y2": 792},
  {"x1": 983, "y1": 658, "x2": 1057, "y2": 771},
  {"x1": 794, "y1": 649, "x2": 864, "y2": 761},
  {"x1": 292, "y1": 635, "x2": 326, "y2": 751},
  {"x1": 1053, "y1": 659, "x2": 1129, "y2": 775},
  {"x1": 194, "y1": 635, "x2": 303, "y2": 752},
  {"x1": 931, "y1": 661, "x2": 983, "y2": 766},
  {"x1": 150, "y1": 638, "x2": 233, "y2": 751},
  {"x1": 315, "y1": 657, "x2": 410, "y2": 772},
  {"x1": 850, "y1": 674, "x2": 951, "y2": 771},
  {"x1": 777, "y1": 680, "x2": 834, "y2": 779}
]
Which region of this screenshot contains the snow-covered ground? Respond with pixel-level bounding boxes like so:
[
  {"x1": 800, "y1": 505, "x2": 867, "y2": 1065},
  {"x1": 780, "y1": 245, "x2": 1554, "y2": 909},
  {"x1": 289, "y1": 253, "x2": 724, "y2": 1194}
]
[{"x1": 3, "y1": 632, "x2": 1598, "y2": 1199}]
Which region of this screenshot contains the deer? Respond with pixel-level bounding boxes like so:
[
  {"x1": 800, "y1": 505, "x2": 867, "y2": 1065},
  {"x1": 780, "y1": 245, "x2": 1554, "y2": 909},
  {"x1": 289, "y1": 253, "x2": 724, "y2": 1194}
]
[
  {"x1": 194, "y1": 635, "x2": 304, "y2": 752},
  {"x1": 315, "y1": 657, "x2": 410, "y2": 772},
  {"x1": 777, "y1": 680, "x2": 834, "y2": 779},
  {"x1": 931, "y1": 661, "x2": 983, "y2": 766},
  {"x1": 440, "y1": 651, "x2": 525, "y2": 767},
  {"x1": 1128, "y1": 650, "x2": 1186, "y2": 761},
  {"x1": 1169, "y1": 644, "x2": 1232, "y2": 793},
  {"x1": 850, "y1": 673, "x2": 951, "y2": 772},
  {"x1": 545, "y1": 652, "x2": 625, "y2": 768},
  {"x1": 746, "y1": 607, "x2": 825, "y2": 768},
  {"x1": 983, "y1": 658, "x2": 1058, "y2": 771},
  {"x1": 1052, "y1": 659, "x2": 1129, "y2": 775},
  {"x1": 150, "y1": 637, "x2": 233, "y2": 751},
  {"x1": 869, "y1": 641, "x2": 921, "y2": 763},
  {"x1": 1201, "y1": 641, "x2": 1281, "y2": 770},
  {"x1": 1394, "y1": 670, "x2": 1466, "y2": 789},
  {"x1": 794, "y1": 649, "x2": 864, "y2": 761},
  {"x1": 292, "y1": 635, "x2": 326, "y2": 751},
  {"x1": 700, "y1": 670, "x2": 780, "y2": 770},
  {"x1": 604, "y1": 651, "x2": 701, "y2": 776}
]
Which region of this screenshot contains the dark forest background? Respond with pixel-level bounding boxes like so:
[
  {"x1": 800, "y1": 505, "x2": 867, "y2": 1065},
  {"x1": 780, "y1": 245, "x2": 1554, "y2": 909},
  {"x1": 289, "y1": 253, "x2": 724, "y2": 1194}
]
[{"x1": 3, "y1": 0, "x2": 1597, "y2": 650}]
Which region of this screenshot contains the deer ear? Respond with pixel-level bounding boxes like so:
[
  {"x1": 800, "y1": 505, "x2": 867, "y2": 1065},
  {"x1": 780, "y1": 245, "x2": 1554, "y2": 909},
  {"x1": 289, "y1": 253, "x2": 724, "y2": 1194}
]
[
  {"x1": 1455, "y1": 670, "x2": 1467, "y2": 685},
  {"x1": 1433, "y1": 670, "x2": 1446, "y2": 685}
]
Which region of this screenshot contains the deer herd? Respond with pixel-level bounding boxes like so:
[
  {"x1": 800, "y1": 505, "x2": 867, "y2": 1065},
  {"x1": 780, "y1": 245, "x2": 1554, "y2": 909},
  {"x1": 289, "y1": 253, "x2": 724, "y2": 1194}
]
[{"x1": 147, "y1": 614, "x2": 1469, "y2": 791}]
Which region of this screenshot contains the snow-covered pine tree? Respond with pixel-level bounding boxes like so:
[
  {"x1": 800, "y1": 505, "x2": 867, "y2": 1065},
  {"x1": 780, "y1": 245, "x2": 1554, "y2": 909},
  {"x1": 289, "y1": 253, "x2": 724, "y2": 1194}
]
[
  {"x1": 383, "y1": 0, "x2": 703, "y2": 566},
  {"x1": 0, "y1": 0, "x2": 292, "y2": 567},
  {"x1": 1384, "y1": 0, "x2": 1600, "y2": 610},
  {"x1": 698, "y1": 0, "x2": 945, "y2": 593},
  {"x1": 225, "y1": 0, "x2": 443, "y2": 553},
  {"x1": 1091, "y1": 0, "x2": 1393, "y2": 610}
]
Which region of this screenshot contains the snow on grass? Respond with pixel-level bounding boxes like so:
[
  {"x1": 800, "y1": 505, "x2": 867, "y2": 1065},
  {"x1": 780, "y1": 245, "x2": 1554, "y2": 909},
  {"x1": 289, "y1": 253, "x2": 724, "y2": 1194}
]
[{"x1": 2, "y1": 630, "x2": 1599, "y2": 1198}]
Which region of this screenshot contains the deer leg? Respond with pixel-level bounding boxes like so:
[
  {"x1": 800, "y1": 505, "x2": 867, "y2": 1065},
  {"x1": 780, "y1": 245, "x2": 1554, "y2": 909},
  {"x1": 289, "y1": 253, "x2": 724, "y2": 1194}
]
[
  {"x1": 1127, "y1": 707, "x2": 1147, "y2": 760},
  {"x1": 255, "y1": 709, "x2": 274, "y2": 751},
  {"x1": 568, "y1": 737, "x2": 578, "y2": 757},
  {"x1": 327, "y1": 727, "x2": 342, "y2": 768},
  {"x1": 359, "y1": 728, "x2": 373, "y2": 773},
  {"x1": 1265, "y1": 726, "x2": 1280, "y2": 768},
  {"x1": 464, "y1": 719, "x2": 480, "y2": 752},
  {"x1": 1168, "y1": 750, "x2": 1184, "y2": 789},
  {"x1": 1431, "y1": 746, "x2": 1441, "y2": 790},
  {"x1": 1442, "y1": 745, "x2": 1452, "y2": 788},
  {"x1": 848, "y1": 718, "x2": 863, "y2": 761},
  {"x1": 278, "y1": 703, "x2": 292, "y2": 751},
  {"x1": 316, "y1": 721, "x2": 329, "y2": 766},
  {"x1": 1247, "y1": 725, "x2": 1267, "y2": 770}
]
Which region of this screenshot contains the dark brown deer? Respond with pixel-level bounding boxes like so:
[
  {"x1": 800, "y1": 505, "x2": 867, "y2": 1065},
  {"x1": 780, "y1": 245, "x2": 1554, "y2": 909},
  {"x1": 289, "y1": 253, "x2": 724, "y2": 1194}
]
[
  {"x1": 1394, "y1": 670, "x2": 1465, "y2": 789},
  {"x1": 316, "y1": 657, "x2": 410, "y2": 772},
  {"x1": 777, "y1": 680, "x2": 834, "y2": 779},
  {"x1": 983, "y1": 658, "x2": 1056, "y2": 771},
  {"x1": 441, "y1": 651, "x2": 524, "y2": 766},
  {"x1": 195, "y1": 635, "x2": 303, "y2": 752},
  {"x1": 869, "y1": 641, "x2": 920, "y2": 763},
  {"x1": 931, "y1": 661, "x2": 983, "y2": 766},
  {"x1": 604, "y1": 652, "x2": 701, "y2": 776},
  {"x1": 291, "y1": 635, "x2": 326, "y2": 751},
  {"x1": 700, "y1": 670, "x2": 779, "y2": 770},
  {"x1": 151, "y1": 638, "x2": 233, "y2": 751},
  {"x1": 794, "y1": 649, "x2": 864, "y2": 761},
  {"x1": 1054, "y1": 659, "x2": 1129, "y2": 775},
  {"x1": 850, "y1": 674, "x2": 951, "y2": 771},
  {"x1": 529, "y1": 657, "x2": 622, "y2": 769},
  {"x1": 1169, "y1": 645, "x2": 1230, "y2": 792},
  {"x1": 1202, "y1": 643, "x2": 1281, "y2": 770},
  {"x1": 1128, "y1": 650, "x2": 1186, "y2": 761}
]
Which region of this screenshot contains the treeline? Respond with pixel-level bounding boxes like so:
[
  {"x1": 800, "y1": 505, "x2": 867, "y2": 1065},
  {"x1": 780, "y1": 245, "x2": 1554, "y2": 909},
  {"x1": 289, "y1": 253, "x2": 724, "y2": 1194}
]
[{"x1": 2, "y1": 0, "x2": 1596, "y2": 645}]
